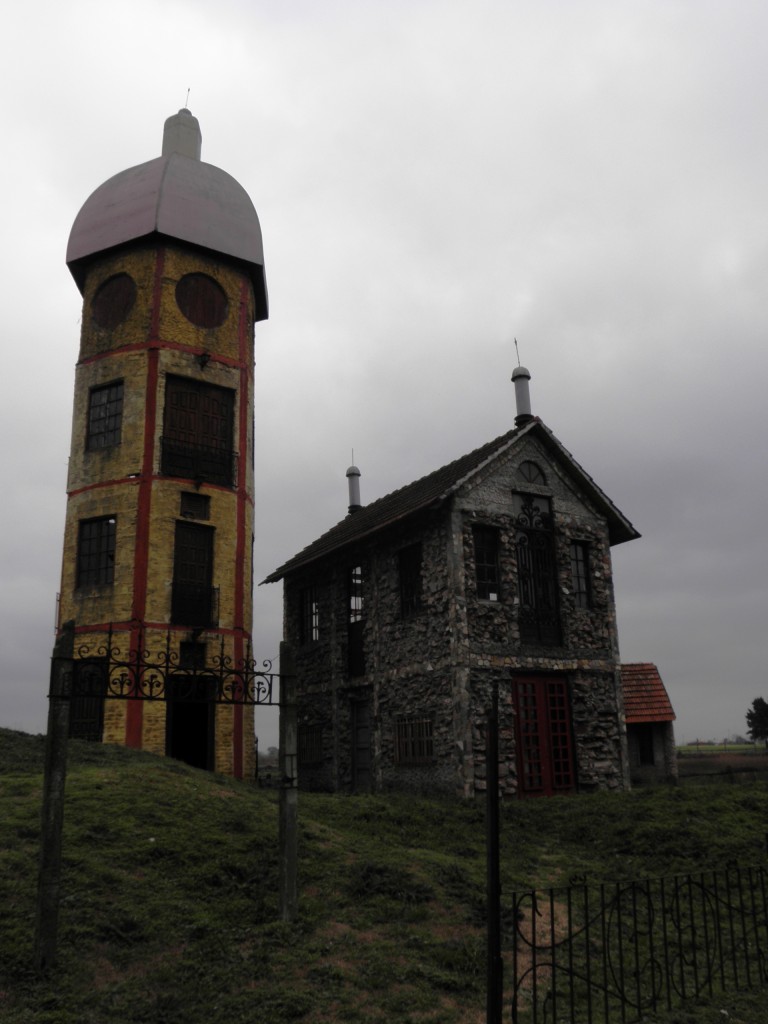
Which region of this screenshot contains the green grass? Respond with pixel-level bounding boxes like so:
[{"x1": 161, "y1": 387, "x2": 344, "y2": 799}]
[{"x1": 1, "y1": 728, "x2": 767, "y2": 1023}]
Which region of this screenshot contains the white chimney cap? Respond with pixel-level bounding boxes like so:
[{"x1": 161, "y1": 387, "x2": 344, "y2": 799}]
[
  {"x1": 346, "y1": 464, "x2": 362, "y2": 513},
  {"x1": 512, "y1": 365, "x2": 533, "y2": 424}
]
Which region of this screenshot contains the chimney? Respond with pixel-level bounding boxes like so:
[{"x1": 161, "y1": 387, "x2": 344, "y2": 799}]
[
  {"x1": 512, "y1": 365, "x2": 533, "y2": 426},
  {"x1": 346, "y1": 463, "x2": 362, "y2": 513},
  {"x1": 162, "y1": 108, "x2": 202, "y2": 160}
]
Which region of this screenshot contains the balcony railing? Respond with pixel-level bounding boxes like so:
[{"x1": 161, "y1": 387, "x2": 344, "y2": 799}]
[
  {"x1": 171, "y1": 583, "x2": 219, "y2": 629},
  {"x1": 161, "y1": 437, "x2": 236, "y2": 487}
]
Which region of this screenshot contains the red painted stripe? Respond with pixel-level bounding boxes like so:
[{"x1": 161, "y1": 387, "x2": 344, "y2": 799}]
[
  {"x1": 68, "y1": 478, "x2": 141, "y2": 498},
  {"x1": 72, "y1": 622, "x2": 253, "y2": 639},
  {"x1": 126, "y1": 249, "x2": 165, "y2": 748},
  {"x1": 68, "y1": 477, "x2": 255, "y2": 501},
  {"x1": 78, "y1": 340, "x2": 243, "y2": 369},
  {"x1": 231, "y1": 279, "x2": 254, "y2": 779}
]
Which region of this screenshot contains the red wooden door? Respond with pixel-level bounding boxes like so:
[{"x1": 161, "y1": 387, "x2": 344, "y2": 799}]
[{"x1": 514, "y1": 676, "x2": 575, "y2": 796}]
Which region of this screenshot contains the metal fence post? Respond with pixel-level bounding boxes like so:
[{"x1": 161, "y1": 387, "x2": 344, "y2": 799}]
[
  {"x1": 34, "y1": 621, "x2": 75, "y2": 973},
  {"x1": 279, "y1": 641, "x2": 298, "y2": 922},
  {"x1": 486, "y1": 679, "x2": 503, "y2": 1024}
]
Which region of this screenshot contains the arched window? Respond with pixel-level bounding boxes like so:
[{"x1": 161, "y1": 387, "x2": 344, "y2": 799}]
[{"x1": 518, "y1": 460, "x2": 546, "y2": 485}]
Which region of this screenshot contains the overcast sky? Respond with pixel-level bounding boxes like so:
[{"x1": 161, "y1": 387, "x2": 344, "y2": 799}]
[{"x1": 2, "y1": 0, "x2": 767, "y2": 750}]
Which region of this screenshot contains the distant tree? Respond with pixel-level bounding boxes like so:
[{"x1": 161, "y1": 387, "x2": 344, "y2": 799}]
[{"x1": 745, "y1": 697, "x2": 768, "y2": 748}]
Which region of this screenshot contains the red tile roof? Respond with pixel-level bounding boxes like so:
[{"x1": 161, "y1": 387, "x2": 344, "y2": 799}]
[{"x1": 621, "y1": 663, "x2": 675, "y2": 723}]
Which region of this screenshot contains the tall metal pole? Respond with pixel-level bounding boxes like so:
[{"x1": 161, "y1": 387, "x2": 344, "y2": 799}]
[
  {"x1": 278, "y1": 641, "x2": 298, "y2": 921},
  {"x1": 34, "y1": 621, "x2": 75, "y2": 973},
  {"x1": 486, "y1": 679, "x2": 503, "y2": 1023}
]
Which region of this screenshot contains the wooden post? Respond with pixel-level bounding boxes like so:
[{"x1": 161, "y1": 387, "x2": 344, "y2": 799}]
[
  {"x1": 278, "y1": 641, "x2": 298, "y2": 922},
  {"x1": 486, "y1": 680, "x2": 503, "y2": 1024},
  {"x1": 34, "y1": 621, "x2": 75, "y2": 973}
]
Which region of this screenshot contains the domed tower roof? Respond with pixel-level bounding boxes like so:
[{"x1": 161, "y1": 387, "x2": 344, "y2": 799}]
[{"x1": 66, "y1": 109, "x2": 267, "y2": 320}]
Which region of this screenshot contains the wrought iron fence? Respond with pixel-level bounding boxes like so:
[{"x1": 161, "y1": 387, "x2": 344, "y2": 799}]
[
  {"x1": 65, "y1": 624, "x2": 278, "y2": 706},
  {"x1": 510, "y1": 864, "x2": 768, "y2": 1023}
]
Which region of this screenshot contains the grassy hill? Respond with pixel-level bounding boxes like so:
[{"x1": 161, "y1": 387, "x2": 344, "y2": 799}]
[{"x1": 1, "y1": 728, "x2": 766, "y2": 1023}]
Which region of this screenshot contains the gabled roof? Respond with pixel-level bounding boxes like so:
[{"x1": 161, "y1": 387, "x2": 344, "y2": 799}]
[
  {"x1": 263, "y1": 417, "x2": 639, "y2": 583},
  {"x1": 622, "y1": 663, "x2": 676, "y2": 723}
]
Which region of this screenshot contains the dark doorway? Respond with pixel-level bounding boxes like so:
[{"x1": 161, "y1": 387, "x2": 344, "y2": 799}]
[
  {"x1": 70, "y1": 659, "x2": 106, "y2": 741},
  {"x1": 513, "y1": 675, "x2": 575, "y2": 796},
  {"x1": 165, "y1": 675, "x2": 215, "y2": 770},
  {"x1": 351, "y1": 698, "x2": 373, "y2": 793}
]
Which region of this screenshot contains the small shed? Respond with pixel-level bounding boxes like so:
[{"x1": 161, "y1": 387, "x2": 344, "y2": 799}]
[{"x1": 622, "y1": 663, "x2": 677, "y2": 784}]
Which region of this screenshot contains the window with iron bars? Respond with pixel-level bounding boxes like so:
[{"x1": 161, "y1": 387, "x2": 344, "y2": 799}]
[
  {"x1": 395, "y1": 716, "x2": 434, "y2": 765},
  {"x1": 299, "y1": 585, "x2": 319, "y2": 644},
  {"x1": 86, "y1": 380, "x2": 124, "y2": 451},
  {"x1": 161, "y1": 376, "x2": 236, "y2": 487},
  {"x1": 513, "y1": 493, "x2": 561, "y2": 646},
  {"x1": 569, "y1": 540, "x2": 591, "y2": 609},
  {"x1": 348, "y1": 565, "x2": 365, "y2": 677},
  {"x1": 473, "y1": 525, "x2": 501, "y2": 601},
  {"x1": 76, "y1": 516, "x2": 116, "y2": 588}
]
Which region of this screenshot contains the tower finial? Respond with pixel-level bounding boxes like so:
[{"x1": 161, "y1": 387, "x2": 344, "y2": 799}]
[
  {"x1": 162, "y1": 106, "x2": 202, "y2": 159},
  {"x1": 185, "y1": 87, "x2": 191, "y2": 109},
  {"x1": 514, "y1": 337, "x2": 521, "y2": 367}
]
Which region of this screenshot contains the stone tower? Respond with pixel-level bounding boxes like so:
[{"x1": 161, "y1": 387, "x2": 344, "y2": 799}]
[{"x1": 58, "y1": 109, "x2": 267, "y2": 779}]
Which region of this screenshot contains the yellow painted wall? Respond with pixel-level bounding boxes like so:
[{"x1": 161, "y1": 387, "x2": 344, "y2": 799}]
[{"x1": 60, "y1": 241, "x2": 259, "y2": 777}]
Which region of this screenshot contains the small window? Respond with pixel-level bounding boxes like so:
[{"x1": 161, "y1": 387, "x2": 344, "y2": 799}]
[
  {"x1": 473, "y1": 525, "x2": 500, "y2": 601},
  {"x1": 395, "y1": 717, "x2": 434, "y2": 765},
  {"x1": 348, "y1": 566, "x2": 365, "y2": 678},
  {"x1": 176, "y1": 273, "x2": 228, "y2": 328},
  {"x1": 300, "y1": 586, "x2": 319, "y2": 644},
  {"x1": 87, "y1": 381, "x2": 124, "y2": 451},
  {"x1": 92, "y1": 273, "x2": 136, "y2": 329},
  {"x1": 298, "y1": 725, "x2": 323, "y2": 766},
  {"x1": 77, "y1": 516, "x2": 116, "y2": 588},
  {"x1": 180, "y1": 492, "x2": 211, "y2": 520},
  {"x1": 518, "y1": 460, "x2": 546, "y2": 485},
  {"x1": 349, "y1": 566, "x2": 364, "y2": 623},
  {"x1": 570, "y1": 541, "x2": 591, "y2": 609},
  {"x1": 399, "y1": 544, "x2": 422, "y2": 617}
]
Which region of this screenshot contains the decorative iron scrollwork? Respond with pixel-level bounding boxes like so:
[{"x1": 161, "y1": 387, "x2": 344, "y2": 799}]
[
  {"x1": 510, "y1": 865, "x2": 768, "y2": 1023},
  {"x1": 68, "y1": 625, "x2": 278, "y2": 705}
]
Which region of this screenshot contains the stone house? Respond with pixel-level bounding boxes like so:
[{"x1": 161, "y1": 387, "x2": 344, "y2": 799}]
[
  {"x1": 621, "y1": 663, "x2": 678, "y2": 784},
  {"x1": 265, "y1": 370, "x2": 640, "y2": 798}
]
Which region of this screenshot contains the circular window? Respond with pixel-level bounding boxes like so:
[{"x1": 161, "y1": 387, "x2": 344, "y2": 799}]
[
  {"x1": 91, "y1": 273, "x2": 137, "y2": 329},
  {"x1": 175, "y1": 273, "x2": 228, "y2": 328}
]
